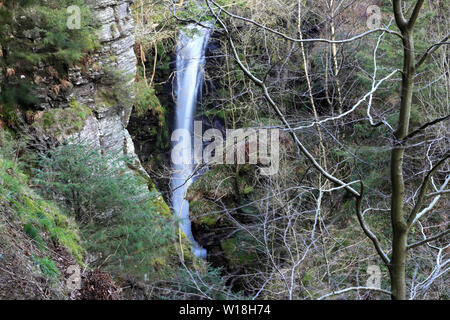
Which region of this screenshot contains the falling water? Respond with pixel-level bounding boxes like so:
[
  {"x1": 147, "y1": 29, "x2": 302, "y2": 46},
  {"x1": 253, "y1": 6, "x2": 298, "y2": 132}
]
[{"x1": 171, "y1": 25, "x2": 211, "y2": 259}]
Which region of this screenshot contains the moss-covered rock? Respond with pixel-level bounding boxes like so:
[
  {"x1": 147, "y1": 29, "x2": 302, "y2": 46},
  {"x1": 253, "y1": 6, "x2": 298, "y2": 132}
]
[
  {"x1": 32, "y1": 100, "x2": 92, "y2": 140},
  {"x1": 189, "y1": 200, "x2": 220, "y2": 227},
  {"x1": 0, "y1": 155, "x2": 84, "y2": 264},
  {"x1": 186, "y1": 166, "x2": 237, "y2": 200},
  {"x1": 220, "y1": 234, "x2": 258, "y2": 269}
]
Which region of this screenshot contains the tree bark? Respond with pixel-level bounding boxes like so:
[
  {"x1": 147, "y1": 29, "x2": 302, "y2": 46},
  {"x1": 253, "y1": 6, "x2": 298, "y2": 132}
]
[{"x1": 390, "y1": 1, "x2": 417, "y2": 298}]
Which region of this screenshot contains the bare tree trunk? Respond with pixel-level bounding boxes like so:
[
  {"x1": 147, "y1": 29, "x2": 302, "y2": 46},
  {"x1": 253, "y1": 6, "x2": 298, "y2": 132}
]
[
  {"x1": 328, "y1": 0, "x2": 344, "y2": 117},
  {"x1": 390, "y1": 0, "x2": 422, "y2": 300}
]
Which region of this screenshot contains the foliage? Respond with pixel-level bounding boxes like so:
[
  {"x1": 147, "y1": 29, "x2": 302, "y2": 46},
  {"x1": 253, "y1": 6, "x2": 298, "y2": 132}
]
[
  {"x1": 0, "y1": 0, "x2": 97, "y2": 69},
  {"x1": 33, "y1": 100, "x2": 92, "y2": 138},
  {"x1": 221, "y1": 234, "x2": 258, "y2": 268},
  {"x1": 173, "y1": 264, "x2": 243, "y2": 300},
  {"x1": 149, "y1": 0, "x2": 450, "y2": 300},
  {"x1": 33, "y1": 144, "x2": 144, "y2": 222},
  {"x1": 32, "y1": 256, "x2": 60, "y2": 279},
  {"x1": 96, "y1": 64, "x2": 135, "y2": 109},
  {"x1": 134, "y1": 81, "x2": 165, "y2": 124},
  {"x1": 0, "y1": 130, "x2": 84, "y2": 264},
  {"x1": 32, "y1": 143, "x2": 180, "y2": 280},
  {"x1": 0, "y1": 0, "x2": 98, "y2": 117}
]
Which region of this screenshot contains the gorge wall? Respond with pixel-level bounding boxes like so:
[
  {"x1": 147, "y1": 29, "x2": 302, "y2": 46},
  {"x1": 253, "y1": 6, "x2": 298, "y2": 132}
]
[
  {"x1": 24, "y1": 0, "x2": 140, "y2": 161},
  {"x1": 0, "y1": 0, "x2": 183, "y2": 299},
  {"x1": 71, "y1": 0, "x2": 137, "y2": 156}
]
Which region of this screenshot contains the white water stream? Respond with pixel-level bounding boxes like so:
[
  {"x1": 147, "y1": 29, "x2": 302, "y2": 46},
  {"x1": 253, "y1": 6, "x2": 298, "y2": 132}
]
[{"x1": 171, "y1": 25, "x2": 211, "y2": 259}]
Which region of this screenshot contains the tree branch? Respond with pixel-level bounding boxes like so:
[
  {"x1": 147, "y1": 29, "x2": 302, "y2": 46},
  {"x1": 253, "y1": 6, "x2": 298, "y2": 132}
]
[
  {"x1": 206, "y1": 0, "x2": 361, "y2": 198},
  {"x1": 407, "y1": 0, "x2": 425, "y2": 29},
  {"x1": 356, "y1": 182, "x2": 391, "y2": 266},
  {"x1": 393, "y1": 0, "x2": 407, "y2": 31},
  {"x1": 407, "y1": 154, "x2": 450, "y2": 227},
  {"x1": 210, "y1": 0, "x2": 402, "y2": 42},
  {"x1": 403, "y1": 114, "x2": 450, "y2": 141},
  {"x1": 407, "y1": 229, "x2": 450, "y2": 250},
  {"x1": 415, "y1": 32, "x2": 450, "y2": 69},
  {"x1": 317, "y1": 286, "x2": 392, "y2": 300}
]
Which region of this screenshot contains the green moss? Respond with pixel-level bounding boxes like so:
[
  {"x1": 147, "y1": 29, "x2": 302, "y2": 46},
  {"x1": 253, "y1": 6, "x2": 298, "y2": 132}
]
[
  {"x1": 220, "y1": 235, "x2": 257, "y2": 268},
  {"x1": 199, "y1": 215, "x2": 219, "y2": 227},
  {"x1": 200, "y1": 108, "x2": 231, "y2": 121},
  {"x1": 24, "y1": 223, "x2": 45, "y2": 248},
  {"x1": 187, "y1": 166, "x2": 236, "y2": 200},
  {"x1": 33, "y1": 100, "x2": 92, "y2": 138},
  {"x1": 134, "y1": 81, "x2": 165, "y2": 124},
  {"x1": 140, "y1": 177, "x2": 196, "y2": 266},
  {"x1": 21, "y1": 196, "x2": 84, "y2": 263},
  {"x1": 221, "y1": 238, "x2": 242, "y2": 267},
  {"x1": 189, "y1": 200, "x2": 219, "y2": 227},
  {"x1": 95, "y1": 65, "x2": 134, "y2": 109},
  {"x1": 171, "y1": 229, "x2": 195, "y2": 265},
  {"x1": 147, "y1": 180, "x2": 196, "y2": 265},
  {"x1": 132, "y1": 169, "x2": 173, "y2": 221},
  {"x1": 151, "y1": 191, "x2": 172, "y2": 219},
  {"x1": 243, "y1": 186, "x2": 254, "y2": 195},
  {"x1": 0, "y1": 154, "x2": 84, "y2": 264}
]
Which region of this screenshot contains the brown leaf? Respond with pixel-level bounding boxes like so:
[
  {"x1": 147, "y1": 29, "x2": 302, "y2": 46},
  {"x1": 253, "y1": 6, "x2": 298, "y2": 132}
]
[
  {"x1": 33, "y1": 111, "x2": 44, "y2": 122},
  {"x1": 47, "y1": 66, "x2": 59, "y2": 79},
  {"x1": 5, "y1": 67, "x2": 15, "y2": 78},
  {"x1": 34, "y1": 75, "x2": 43, "y2": 85},
  {"x1": 92, "y1": 63, "x2": 101, "y2": 72},
  {"x1": 51, "y1": 84, "x2": 61, "y2": 96},
  {"x1": 60, "y1": 79, "x2": 73, "y2": 91},
  {"x1": 25, "y1": 111, "x2": 34, "y2": 124}
]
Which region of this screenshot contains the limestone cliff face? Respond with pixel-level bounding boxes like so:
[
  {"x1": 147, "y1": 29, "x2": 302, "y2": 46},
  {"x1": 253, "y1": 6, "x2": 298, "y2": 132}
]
[
  {"x1": 69, "y1": 0, "x2": 137, "y2": 156},
  {"x1": 27, "y1": 0, "x2": 138, "y2": 159}
]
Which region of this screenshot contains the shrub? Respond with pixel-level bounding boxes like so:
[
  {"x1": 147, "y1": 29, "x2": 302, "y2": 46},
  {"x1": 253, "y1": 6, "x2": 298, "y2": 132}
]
[
  {"x1": 32, "y1": 143, "x2": 177, "y2": 279},
  {"x1": 0, "y1": 131, "x2": 84, "y2": 263},
  {"x1": 24, "y1": 223, "x2": 45, "y2": 248},
  {"x1": 0, "y1": 0, "x2": 98, "y2": 120},
  {"x1": 134, "y1": 81, "x2": 165, "y2": 123},
  {"x1": 33, "y1": 144, "x2": 143, "y2": 223},
  {"x1": 0, "y1": 0, "x2": 97, "y2": 70},
  {"x1": 33, "y1": 256, "x2": 60, "y2": 279}
]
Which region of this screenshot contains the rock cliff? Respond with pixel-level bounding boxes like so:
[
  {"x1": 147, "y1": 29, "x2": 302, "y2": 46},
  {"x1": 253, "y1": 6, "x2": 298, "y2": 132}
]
[
  {"x1": 27, "y1": 0, "x2": 139, "y2": 159},
  {"x1": 70, "y1": 0, "x2": 137, "y2": 155}
]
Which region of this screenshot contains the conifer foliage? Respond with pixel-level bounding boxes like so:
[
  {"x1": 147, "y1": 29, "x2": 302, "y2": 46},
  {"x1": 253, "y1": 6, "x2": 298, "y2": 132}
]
[
  {"x1": 33, "y1": 143, "x2": 177, "y2": 279},
  {"x1": 0, "y1": 0, "x2": 97, "y2": 116}
]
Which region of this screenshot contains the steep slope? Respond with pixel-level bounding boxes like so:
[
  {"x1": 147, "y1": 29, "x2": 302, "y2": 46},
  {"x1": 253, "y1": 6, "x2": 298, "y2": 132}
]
[{"x1": 0, "y1": 141, "x2": 84, "y2": 299}]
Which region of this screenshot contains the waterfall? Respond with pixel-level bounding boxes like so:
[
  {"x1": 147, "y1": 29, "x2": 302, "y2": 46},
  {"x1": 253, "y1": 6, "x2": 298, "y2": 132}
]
[{"x1": 171, "y1": 25, "x2": 211, "y2": 259}]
